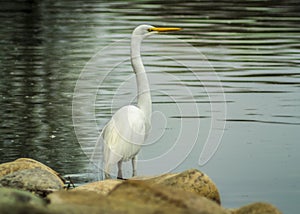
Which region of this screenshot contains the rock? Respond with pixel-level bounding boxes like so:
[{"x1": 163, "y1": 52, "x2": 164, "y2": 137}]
[
  {"x1": 0, "y1": 204, "x2": 52, "y2": 214},
  {"x1": 131, "y1": 173, "x2": 175, "y2": 181},
  {"x1": 48, "y1": 189, "x2": 104, "y2": 205},
  {"x1": 0, "y1": 187, "x2": 46, "y2": 207},
  {"x1": 47, "y1": 190, "x2": 108, "y2": 213},
  {"x1": 0, "y1": 187, "x2": 51, "y2": 214},
  {"x1": 72, "y1": 179, "x2": 123, "y2": 195},
  {"x1": 0, "y1": 158, "x2": 64, "y2": 196},
  {"x1": 0, "y1": 160, "x2": 283, "y2": 214},
  {"x1": 67, "y1": 169, "x2": 224, "y2": 213},
  {"x1": 48, "y1": 180, "x2": 228, "y2": 214},
  {"x1": 0, "y1": 168, "x2": 64, "y2": 196},
  {"x1": 136, "y1": 168, "x2": 221, "y2": 204},
  {"x1": 0, "y1": 158, "x2": 64, "y2": 185},
  {"x1": 231, "y1": 202, "x2": 282, "y2": 214},
  {"x1": 48, "y1": 189, "x2": 176, "y2": 214},
  {"x1": 48, "y1": 203, "x2": 110, "y2": 214},
  {"x1": 108, "y1": 180, "x2": 229, "y2": 214},
  {"x1": 73, "y1": 169, "x2": 220, "y2": 208}
]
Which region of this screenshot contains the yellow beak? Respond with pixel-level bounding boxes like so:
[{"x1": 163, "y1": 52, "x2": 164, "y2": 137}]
[{"x1": 149, "y1": 27, "x2": 181, "y2": 32}]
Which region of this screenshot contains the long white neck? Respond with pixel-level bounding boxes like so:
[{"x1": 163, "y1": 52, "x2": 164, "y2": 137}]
[{"x1": 131, "y1": 35, "x2": 152, "y2": 128}]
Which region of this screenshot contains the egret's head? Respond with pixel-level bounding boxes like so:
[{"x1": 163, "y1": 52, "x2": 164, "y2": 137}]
[{"x1": 132, "y1": 24, "x2": 181, "y2": 39}]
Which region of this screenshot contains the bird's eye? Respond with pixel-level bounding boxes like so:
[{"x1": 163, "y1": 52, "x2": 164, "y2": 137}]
[{"x1": 147, "y1": 28, "x2": 153, "y2": 32}]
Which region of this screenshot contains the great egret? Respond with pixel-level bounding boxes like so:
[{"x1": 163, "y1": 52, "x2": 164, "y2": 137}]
[{"x1": 99, "y1": 24, "x2": 181, "y2": 179}]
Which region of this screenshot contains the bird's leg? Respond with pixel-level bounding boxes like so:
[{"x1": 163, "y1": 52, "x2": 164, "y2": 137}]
[
  {"x1": 104, "y1": 172, "x2": 111, "y2": 179},
  {"x1": 117, "y1": 160, "x2": 123, "y2": 179},
  {"x1": 104, "y1": 162, "x2": 111, "y2": 179},
  {"x1": 132, "y1": 156, "x2": 137, "y2": 177}
]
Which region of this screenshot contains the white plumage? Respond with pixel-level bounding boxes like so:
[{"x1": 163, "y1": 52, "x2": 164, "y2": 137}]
[{"x1": 97, "y1": 24, "x2": 181, "y2": 179}]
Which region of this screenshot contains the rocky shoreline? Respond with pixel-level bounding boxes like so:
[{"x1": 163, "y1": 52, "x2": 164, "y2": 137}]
[{"x1": 0, "y1": 158, "x2": 282, "y2": 214}]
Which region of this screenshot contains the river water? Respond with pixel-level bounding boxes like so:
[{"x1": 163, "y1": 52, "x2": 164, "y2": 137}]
[{"x1": 0, "y1": 0, "x2": 299, "y2": 213}]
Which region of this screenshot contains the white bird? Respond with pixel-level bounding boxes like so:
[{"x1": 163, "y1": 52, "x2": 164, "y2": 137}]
[{"x1": 99, "y1": 24, "x2": 181, "y2": 179}]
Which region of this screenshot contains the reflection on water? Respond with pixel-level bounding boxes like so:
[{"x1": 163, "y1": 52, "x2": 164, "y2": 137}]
[{"x1": 0, "y1": 0, "x2": 300, "y2": 212}]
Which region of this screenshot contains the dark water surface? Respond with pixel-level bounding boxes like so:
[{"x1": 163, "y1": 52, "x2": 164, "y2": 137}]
[{"x1": 1, "y1": 0, "x2": 300, "y2": 213}]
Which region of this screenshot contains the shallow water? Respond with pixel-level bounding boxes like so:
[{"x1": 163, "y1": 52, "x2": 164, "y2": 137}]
[{"x1": 0, "y1": 0, "x2": 300, "y2": 213}]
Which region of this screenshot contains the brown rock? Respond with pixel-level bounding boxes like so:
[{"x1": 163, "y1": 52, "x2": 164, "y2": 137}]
[
  {"x1": 50, "y1": 179, "x2": 228, "y2": 214},
  {"x1": 48, "y1": 189, "x2": 182, "y2": 214},
  {"x1": 72, "y1": 179, "x2": 123, "y2": 195},
  {"x1": 108, "y1": 180, "x2": 229, "y2": 214},
  {"x1": 48, "y1": 190, "x2": 110, "y2": 214},
  {"x1": 138, "y1": 168, "x2": 221, "y2": 204},
  {"x1": 48, "y1": 190, "x2": 105, "y2": 206},
  {"x1": 231, "y1": 202, "x2": 282, "y2": 214}
]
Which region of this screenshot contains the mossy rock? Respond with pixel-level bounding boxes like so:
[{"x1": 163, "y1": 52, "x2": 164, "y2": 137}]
[
  {"x1": 0, "y1": 168, "x2": 64, "y2": 196},
  {"x1": 0, "y1": 187, "x2": 51, "y2": 214},
  {"x1": 0, "y1": 158, "x2": 64, "y2": 185}
]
